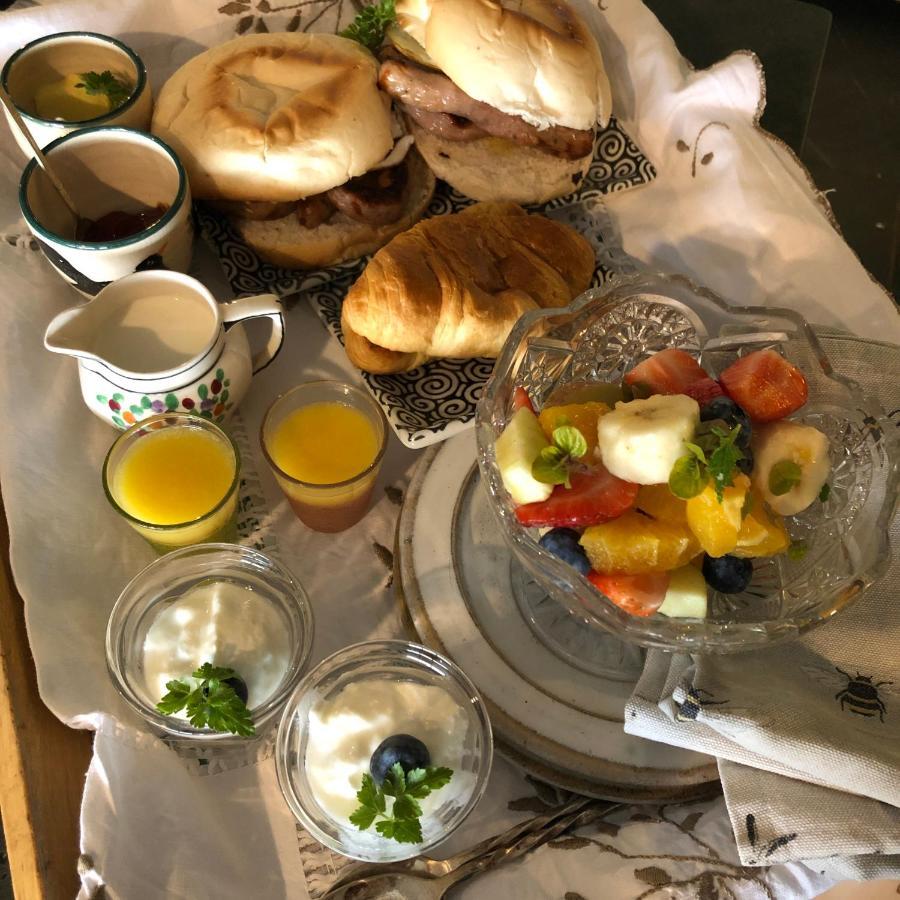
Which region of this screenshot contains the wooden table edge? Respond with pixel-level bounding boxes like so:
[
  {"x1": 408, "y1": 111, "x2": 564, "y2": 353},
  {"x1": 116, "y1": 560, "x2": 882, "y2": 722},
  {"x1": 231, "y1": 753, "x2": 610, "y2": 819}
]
[{"x1": 0, "y1": 496, "x2": 93, "y2": 899}]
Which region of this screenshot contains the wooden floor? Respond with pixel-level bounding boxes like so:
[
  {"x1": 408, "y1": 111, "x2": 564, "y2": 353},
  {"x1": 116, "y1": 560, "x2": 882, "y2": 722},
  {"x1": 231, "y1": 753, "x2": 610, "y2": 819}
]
[{"x1": 0, "y1": 501, "x2": 92, "y2": 899}]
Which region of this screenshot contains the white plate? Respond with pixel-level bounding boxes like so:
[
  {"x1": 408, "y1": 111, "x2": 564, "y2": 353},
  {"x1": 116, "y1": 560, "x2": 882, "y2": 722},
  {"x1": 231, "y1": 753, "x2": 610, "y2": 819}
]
[{"x1": 397, "y1": 430, "x2": 720, "y2": 800}]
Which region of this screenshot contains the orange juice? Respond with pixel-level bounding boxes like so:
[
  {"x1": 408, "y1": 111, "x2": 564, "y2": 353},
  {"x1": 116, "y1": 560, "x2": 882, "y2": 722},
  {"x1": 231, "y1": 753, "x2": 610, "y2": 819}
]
[
  {"x1": 269, "y1": 403, "x2": 379, "y2": 485},
  {"x1": 106, "y1": 417, "x2": 239, "y2": 549},
  {"x1": 262, "y1": 389, "x2": 385, "y2": 533}
]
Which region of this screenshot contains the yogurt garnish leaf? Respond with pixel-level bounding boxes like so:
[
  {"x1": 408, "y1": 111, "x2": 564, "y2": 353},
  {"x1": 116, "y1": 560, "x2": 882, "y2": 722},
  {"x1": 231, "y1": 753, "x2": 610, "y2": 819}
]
[
  {"x1": 350, "y1": 762, "x2": 453, "y2": 844},
  {"x1": 155, "y1": 662, "x2": 256, "y2": 736}
]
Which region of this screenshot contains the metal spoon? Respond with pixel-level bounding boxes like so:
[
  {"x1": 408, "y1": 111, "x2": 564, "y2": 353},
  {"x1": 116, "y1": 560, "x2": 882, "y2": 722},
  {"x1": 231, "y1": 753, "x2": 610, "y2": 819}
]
[
  {"x1": 323, "y1": 799, "x2": 620, "y2": 899},
  {"x1": 0, "y1": 83, "x2": 81, "y2": 221}
]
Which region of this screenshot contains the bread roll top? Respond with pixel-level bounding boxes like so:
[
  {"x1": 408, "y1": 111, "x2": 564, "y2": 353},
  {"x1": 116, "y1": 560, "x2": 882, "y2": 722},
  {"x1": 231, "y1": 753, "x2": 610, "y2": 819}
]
[
  {"x1": 152, "y1": 33, "x2": 395, "y2": 202},
  {"x1": 396, "y1": 0, "x2": 611, "y2": 131}
]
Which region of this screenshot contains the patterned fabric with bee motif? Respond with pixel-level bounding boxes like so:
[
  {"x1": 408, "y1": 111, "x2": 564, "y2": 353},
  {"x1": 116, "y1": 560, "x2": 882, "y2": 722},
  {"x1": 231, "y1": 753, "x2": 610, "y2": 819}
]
[{"x1": 626, "y1": 332, "x2": 900, "y2": 879}]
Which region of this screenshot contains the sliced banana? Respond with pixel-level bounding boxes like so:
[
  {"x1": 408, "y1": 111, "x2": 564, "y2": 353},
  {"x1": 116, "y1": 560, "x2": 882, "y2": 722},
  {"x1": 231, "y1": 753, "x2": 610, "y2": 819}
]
[
  {"x1": 752, "y1": 421, "x2": 831, "y2": 515},
  {"x1": 597, "y1": 395, "x2": 700, "y2": 485},
  {"x1": 495, "y1": 407, "x2": 554, "y2": 505}
]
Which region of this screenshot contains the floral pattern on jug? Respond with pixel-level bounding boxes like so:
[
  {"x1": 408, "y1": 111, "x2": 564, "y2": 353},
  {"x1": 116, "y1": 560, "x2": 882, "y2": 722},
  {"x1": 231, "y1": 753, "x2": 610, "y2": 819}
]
[{"x1": 96, "y1": 369, "x2": 233, "y2": 429}]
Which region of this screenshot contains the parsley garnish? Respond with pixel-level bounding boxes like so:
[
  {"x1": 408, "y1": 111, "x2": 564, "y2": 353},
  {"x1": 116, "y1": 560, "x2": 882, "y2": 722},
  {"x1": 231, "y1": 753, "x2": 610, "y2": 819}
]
[
  {"x1": 75, "y1": 71, "x2": 131, "y2": 109},
  {"x1": 818, "y1": 483, "x2": 831, "y2": 503},
  {"x1": 532, "y1": 422, "x2": 588, "y2": 488},
  {"x1": 669, "y1": 425, "x2": 745, "y2": 501},
  {"x1": 156, "y1": 662, "x2": 255, "y2": 736},
  {"x1": 706, "y1": 425, "x2": 745, "y2": 501},
  {"x1": 350, "y1": 762, "x2": 453, "y2": 844},
  {"x1": 768, "y1": 459, "x2": 802, "y2": 496},
  {"x1": 340, "y1": 0, "x2": 397, "y2": 52}
]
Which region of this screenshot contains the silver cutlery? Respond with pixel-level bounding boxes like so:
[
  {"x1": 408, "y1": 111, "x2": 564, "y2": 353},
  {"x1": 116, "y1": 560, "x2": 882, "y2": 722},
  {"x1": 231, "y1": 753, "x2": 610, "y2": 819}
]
[{"x1": 323, "y1": 797, "x2": 620, "y2": 899}]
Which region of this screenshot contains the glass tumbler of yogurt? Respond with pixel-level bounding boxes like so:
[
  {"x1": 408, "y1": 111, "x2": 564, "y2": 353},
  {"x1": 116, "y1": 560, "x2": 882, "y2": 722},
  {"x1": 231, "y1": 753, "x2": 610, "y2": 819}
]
[
  {"x1": 106, "y1": 543, "x2": 314, "y2": 744},
  {"x1": 275, "y1": 640, "x2": 493, "y2": 862}
]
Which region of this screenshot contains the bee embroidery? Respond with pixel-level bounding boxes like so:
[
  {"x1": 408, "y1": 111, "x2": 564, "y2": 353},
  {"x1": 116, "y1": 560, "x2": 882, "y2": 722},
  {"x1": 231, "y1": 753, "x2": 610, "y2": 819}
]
[
  {"x1": 674, "y1": 686, "x2": 728, "y2": 722},
  {"x1": 835, "y1": 668, "x2": 892, "y2": 722}
]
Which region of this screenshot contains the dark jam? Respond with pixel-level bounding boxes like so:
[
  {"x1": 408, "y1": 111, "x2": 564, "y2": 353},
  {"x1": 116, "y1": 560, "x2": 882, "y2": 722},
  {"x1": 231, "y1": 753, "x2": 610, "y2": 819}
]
[{"x1": 80, "y1": 204, "x2": 168, "y2": 243}]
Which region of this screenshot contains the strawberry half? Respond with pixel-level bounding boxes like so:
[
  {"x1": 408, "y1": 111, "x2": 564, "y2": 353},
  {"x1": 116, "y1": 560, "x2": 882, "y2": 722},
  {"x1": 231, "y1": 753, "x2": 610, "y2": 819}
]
[
  {"x1": 719, "y1": 349, "x2": 808, "y2": 422},
  {"x1": 624, "y1": 348, "x2": 710, "y2": 396},
  {"x1": 515, "y1": 465, "x2": 638, "y2": 528},
  {"x1": 512, "y1": 386, "x2": 535, "y2": 414},
  {"x1": 587, "y1": 571, "x2": 670, "y2": 617},
  {"x1": 682, "y1": 377, "x2": 725, "y2": 407}
]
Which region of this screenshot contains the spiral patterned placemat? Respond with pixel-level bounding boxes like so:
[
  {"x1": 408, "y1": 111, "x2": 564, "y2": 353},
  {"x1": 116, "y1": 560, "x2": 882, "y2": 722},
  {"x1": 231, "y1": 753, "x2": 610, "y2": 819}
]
[{"x1": 199, "y1": 122, "x2": 656, "y2": 447}]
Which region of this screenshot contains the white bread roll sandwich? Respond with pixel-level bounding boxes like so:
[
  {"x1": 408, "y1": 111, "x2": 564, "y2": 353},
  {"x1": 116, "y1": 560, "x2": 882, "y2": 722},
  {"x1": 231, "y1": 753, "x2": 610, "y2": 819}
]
[
  {"x1": 379, "y1": 0, "x2": 612, "y2": 204},
  {"x1": 152, "y1": 33, "x2": 434, "y2": 268}
]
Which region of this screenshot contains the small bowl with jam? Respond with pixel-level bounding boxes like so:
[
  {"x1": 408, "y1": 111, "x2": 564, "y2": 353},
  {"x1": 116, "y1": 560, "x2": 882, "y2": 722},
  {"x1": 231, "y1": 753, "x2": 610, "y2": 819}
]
[
  {"x1": 19, "y1": 126, "x2": 194, "y2": 294},
  {"x1": 2, "y1": 31, "x2": 152, "y2": 153}
]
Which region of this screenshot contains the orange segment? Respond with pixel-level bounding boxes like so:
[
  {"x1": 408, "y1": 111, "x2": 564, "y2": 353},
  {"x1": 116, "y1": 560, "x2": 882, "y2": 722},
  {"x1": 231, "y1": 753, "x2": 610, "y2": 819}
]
[
  {"x1": 685, "y1": 474, "x2": 751, "y2": 558},
  {"x1": 538, "y1": 402, "x2": 609, "y2": 458},
  {"x1": 636, "y1": 484, "x2": 689, "y2": 525},
  {"x1": 733, "y1": 491, "x2": 790, "y2": 558},
  {"x1": 580, "y1": 511, "x2": 700, "y2": 575}
]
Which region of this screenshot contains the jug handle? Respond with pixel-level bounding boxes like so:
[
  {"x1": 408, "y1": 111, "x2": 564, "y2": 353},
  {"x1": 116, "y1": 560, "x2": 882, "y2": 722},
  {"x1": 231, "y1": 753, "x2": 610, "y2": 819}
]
[{"x1": 221, "y1": 294, "x2": 285, "y2": 374}]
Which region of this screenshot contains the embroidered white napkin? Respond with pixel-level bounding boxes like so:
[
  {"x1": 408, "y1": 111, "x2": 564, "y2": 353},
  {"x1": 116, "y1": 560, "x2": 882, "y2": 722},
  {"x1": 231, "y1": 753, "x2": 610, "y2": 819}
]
[{"x1": 626, "y1": 333, "x2": 900, "y2": 876}]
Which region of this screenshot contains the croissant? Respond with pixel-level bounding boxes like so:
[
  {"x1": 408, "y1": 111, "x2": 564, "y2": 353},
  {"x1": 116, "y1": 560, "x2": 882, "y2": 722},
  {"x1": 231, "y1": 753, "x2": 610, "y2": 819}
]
[{"x1": 340, "y1": 202, "x2": 595, "y2": 373}]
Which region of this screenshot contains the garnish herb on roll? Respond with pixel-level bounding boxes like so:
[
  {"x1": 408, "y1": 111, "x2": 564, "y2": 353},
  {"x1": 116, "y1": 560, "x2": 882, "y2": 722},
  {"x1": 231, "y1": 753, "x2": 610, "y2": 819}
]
[
  {"x1": 341, "y1": 0, "x2": 397, "y2": 51},
  {"x1": 377, "y1": 0, "x2": 613, "y2": 204},
  {"x1": 151, "y1": 33, "x2": 434, "y2": 269}
]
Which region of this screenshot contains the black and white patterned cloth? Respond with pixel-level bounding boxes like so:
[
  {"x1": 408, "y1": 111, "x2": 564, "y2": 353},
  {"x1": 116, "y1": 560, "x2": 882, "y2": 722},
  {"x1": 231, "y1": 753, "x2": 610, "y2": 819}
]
[{"x1": 200, "y1": 123, "x2": 656, "y2": 447}]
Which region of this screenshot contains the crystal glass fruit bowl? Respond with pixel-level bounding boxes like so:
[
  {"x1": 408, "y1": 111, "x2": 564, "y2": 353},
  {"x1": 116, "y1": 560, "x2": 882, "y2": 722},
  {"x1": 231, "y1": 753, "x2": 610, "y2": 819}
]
[{"x1": 475, "y1": 271, "x2": 899, "y2": 654}]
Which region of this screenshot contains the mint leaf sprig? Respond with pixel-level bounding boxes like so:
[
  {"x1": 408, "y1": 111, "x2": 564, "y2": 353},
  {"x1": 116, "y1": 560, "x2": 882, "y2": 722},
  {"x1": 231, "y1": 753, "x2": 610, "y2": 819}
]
[
  {"x1": 532, "y1": 422, "x2": 589, "y2": 488},
  {"x1": 350, "y1": 763, "x2": 453, "y2": 844},
  {"x1": 75, "y1": 71, "x2": 131, "y2": 109},
  {"x1": 340, "y1": 0, "x2": 397, "y2": 52},
  {"x1": 156, "y1": 662, "x2": 255, "y2": 737},
  {"x1": 669, "y1": 424, "x2": 745, "y2": 501}
]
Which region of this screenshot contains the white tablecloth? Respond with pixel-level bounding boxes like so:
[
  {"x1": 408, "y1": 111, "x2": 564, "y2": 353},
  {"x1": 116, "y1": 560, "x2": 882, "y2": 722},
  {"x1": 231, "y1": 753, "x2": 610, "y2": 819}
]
[{"x1": 0, "y1": 1, "x2": 897, "y2": 898}]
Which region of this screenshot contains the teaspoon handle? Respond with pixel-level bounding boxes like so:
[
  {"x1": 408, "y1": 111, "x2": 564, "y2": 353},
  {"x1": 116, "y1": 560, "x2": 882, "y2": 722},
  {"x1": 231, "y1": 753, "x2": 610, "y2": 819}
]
[{"x1": 440, "y1": 800, "x2": 621, "y2": 890}]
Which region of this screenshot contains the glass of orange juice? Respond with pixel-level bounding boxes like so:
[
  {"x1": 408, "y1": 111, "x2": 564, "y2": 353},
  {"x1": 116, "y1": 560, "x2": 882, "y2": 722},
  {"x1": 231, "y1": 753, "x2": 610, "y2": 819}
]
[
  {"x1": 260, "y1": 382, "x2": 387, "y2": 533},
  {"x1": 103, "y1": 413, "x2": 240, "y2": 552}
]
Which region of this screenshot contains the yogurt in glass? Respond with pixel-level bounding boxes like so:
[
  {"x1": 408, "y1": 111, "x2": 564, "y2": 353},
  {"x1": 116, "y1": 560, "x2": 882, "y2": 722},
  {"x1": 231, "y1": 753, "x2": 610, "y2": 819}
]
[
  {"x1": 142, "y1": 579, "x2": 291, "y2": 716},
  {"x1": 275, "y1": 640, "x2": 493, "y2": 863},
  {"x1": 306, "y1": 679, "x2": 473, "y2": 824}
]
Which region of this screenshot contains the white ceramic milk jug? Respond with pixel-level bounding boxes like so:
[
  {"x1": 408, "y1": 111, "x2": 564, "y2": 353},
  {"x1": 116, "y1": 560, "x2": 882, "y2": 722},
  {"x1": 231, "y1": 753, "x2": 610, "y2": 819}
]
[{"x1": 44, "y1": 270, "x2": 284, "y2": 428}]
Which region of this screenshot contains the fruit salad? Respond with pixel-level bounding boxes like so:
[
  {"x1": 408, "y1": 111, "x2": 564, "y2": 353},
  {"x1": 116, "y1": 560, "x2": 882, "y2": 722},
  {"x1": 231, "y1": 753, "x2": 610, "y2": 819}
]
[{"x1": 495, "y1": 348, "x2": 831, "y2": 619}]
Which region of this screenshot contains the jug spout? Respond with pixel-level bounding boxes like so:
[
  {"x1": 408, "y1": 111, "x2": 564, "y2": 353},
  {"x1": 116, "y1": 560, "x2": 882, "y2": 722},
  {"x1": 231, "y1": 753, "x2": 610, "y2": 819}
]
[{"x1": 44, "y1": 302, "x2": 104, "y2": 361}]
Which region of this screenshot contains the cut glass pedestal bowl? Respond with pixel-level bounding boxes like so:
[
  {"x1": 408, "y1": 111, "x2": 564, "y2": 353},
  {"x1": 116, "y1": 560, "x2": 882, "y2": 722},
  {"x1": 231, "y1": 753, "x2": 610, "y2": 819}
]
[{"x1": 476, "y1": 272, "x2": 898, "y2": 658}]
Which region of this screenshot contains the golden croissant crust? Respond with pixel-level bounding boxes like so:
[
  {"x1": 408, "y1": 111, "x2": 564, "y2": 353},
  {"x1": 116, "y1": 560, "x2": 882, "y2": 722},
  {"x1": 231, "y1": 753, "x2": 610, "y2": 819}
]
[{"x1": 340, "y1": 202, "x2": 595, "y2": 373}]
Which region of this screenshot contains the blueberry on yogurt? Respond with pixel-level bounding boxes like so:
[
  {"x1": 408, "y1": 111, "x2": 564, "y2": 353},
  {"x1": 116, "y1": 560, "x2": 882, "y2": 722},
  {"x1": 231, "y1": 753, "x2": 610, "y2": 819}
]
[{"x1": 370, "y1": 734, "x2": 431, "y2": 784}]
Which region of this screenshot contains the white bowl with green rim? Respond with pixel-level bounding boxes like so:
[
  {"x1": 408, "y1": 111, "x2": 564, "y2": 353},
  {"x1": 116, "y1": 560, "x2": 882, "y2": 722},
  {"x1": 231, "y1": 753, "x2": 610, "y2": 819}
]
[
  {"x1": 2, "y1": 31, "x2": 152, "y2": 154},
  {"x1": 19, "y1": 126, "x2": 193, "y2": 295}
]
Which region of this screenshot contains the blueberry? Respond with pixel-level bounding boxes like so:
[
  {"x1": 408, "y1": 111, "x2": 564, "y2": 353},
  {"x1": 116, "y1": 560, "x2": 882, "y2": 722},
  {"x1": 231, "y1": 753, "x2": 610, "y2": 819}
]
[
  {"x1": 538, "y1": 528, "x2": 591, "y2": 575},
  {"x1": 200, "y1": 673, "x2": 249, "y2": 705},
  {"x1": 370, "y1": 734, "x2": 430, "y2": 784},
  {"x1": 700, "y1": 397, "x2": 752, "y2": 447},
  {"x1": 702, "y1": 555, "x2": 753, "y2": 594},
  {"x1": 224, "y1": 675, "x2": 249, "y2": 705}
]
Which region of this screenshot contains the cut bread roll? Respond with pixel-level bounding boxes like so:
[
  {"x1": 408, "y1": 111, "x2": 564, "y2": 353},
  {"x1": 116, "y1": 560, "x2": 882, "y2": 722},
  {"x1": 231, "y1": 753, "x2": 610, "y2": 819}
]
[
  {"x1": 409, "y1": 122, "x2": 593, "y2": 205},
  {"x1": 234, "y1": 150, "x2": 435, "y2": 269},
  {"x1": 341, "y1": 202, "x2": 595, "y2": 373}
]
